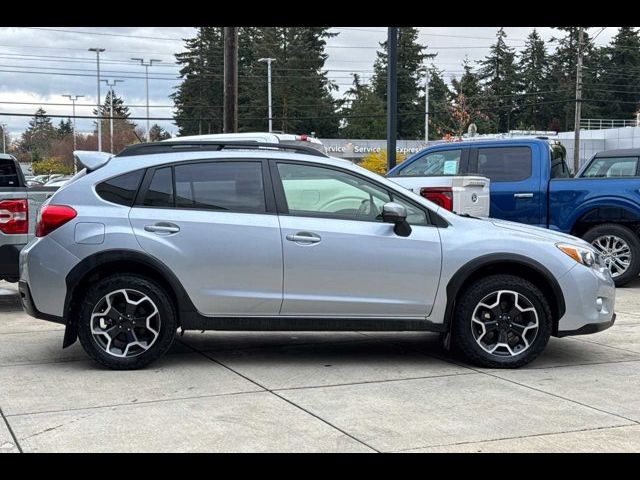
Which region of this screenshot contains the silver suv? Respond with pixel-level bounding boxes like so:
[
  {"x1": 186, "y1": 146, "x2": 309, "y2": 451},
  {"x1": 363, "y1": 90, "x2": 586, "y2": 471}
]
[{"x1": 19, "y1": 139, "x2": 616, "y2": 369}]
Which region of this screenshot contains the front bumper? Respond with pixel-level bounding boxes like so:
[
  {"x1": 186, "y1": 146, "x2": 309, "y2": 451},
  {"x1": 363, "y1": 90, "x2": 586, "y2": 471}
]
[
  {"x1": 0, "y1": 243, "x2": 25, "y2": 280},
  {"x1": 556, "y1": 263, "x2": 616, "y2": 337}
]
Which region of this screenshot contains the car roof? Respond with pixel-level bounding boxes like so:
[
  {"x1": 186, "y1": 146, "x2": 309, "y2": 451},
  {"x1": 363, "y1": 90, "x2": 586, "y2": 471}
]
[
  {"x1": 165, "y1": 132, "x2": 324, "y2": 146},
  {"x1": 593, "y1": 148, "x2": 640, "y2": 158}
]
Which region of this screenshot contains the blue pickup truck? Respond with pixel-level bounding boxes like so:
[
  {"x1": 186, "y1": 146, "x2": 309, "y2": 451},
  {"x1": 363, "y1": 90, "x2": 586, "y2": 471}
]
[{"x1": 387, "y1": 139, "x2": 640, "y2": 287}]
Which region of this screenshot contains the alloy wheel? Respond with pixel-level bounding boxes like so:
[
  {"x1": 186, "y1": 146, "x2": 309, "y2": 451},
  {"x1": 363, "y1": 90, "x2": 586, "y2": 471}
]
[{"x1": 591, "y1": 235, "x2": 631, "y2": 278}]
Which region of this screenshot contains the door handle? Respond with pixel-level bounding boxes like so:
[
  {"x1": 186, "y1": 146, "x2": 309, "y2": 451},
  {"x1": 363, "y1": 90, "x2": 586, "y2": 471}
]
[
  {"x1": 286, "y1": 232, "x2": 322, "y2": 244},
  {"x1": 144, "y1": 223, "x2": 180, "y2": 234},
  {"x1": 513, "y1": 193, "x2": 534, "y2": 199}
]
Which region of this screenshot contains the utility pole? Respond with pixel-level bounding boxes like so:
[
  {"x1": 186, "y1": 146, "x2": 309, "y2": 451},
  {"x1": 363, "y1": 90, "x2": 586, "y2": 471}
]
[
  {"x1": 424, "y1": 71, "x2": 430, "y2": 143},
  {"x1": 387, "y1": 26, "x2": 398, "y2": 171},
  {"x1": 132, "y1": 58, "x2": 162, "y2": 142},
  {"x1": 573, "y1": 27, "x2": 584, "y2": 173},
  {"x1": 101, "y1": 80, "x2": 124, "y2": 153},
  {"x1": 89, "y1": 48, "x2": 105, "y2": 151},
  {"x1": 62, "y1": 94, "x2": 84, "y2": 152},
  {"x1": 258, "y1": 57, "x2": 276, "y2": 132},
  {"x1": 223, "y1": 27, "x2": 238, "y2": 133},
  {"x1": 1, "y1": 123, "x2": 6, "y2": 154}
]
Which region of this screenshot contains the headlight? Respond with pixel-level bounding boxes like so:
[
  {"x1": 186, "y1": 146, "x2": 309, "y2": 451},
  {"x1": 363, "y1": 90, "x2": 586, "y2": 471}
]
[{"x1": 556, "y1": 243, "x2": 598, "y2": 267}]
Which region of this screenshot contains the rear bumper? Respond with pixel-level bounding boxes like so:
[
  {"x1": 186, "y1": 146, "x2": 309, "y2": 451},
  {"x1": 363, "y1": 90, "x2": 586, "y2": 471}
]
[
  {"x1": 0, "y1": 243, "x2": 24, "y2": 279},
  {"x1": 18, "y1": 280, "x2": 64, "y2": 324},
  {"x1": 557, "y1": 313, "x2": 616, "y2": 337}
]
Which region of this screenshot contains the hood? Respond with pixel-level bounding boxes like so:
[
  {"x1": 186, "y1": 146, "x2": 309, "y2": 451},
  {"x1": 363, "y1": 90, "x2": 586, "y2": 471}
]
[{"x1": 490, "y1": 218, "x2": 591, "y2": 247}]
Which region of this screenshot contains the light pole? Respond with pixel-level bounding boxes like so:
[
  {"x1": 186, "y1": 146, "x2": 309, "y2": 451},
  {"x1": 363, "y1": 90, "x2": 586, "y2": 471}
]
[
  {"x1": 1, "y1": 123, "x2": 6, "y2": 154},
  {"x1": 89, "y1": 48, "x2": 105, "y2": 151},
  {"x1": 61, "y1": 94, "x2": 84, "y2": 152},
  {"x1": 101, "y1": 80, "x2": 124, "y2": 153},
  {"x1": 131, "y1": 58, "x2": 162, "y2": 142},
  {"x1": 424, "y1": 71, "x2": 430, "y2": 143},
  {"x1": 258, "y1": 58, "x2": 276, "y2": 132}
]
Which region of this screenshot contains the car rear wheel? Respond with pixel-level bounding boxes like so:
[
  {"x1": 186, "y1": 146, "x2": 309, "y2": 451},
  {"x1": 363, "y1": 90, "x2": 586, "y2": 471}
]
[
  {"x1": 77, "y1": 274, "x2": 177, "y2": 370},
  {"x1": 583, "y1": 223, "x2": 640, "y2": 287},
  {"x1": 452, "y1": 274, "x2": 552, "y2": 368}
]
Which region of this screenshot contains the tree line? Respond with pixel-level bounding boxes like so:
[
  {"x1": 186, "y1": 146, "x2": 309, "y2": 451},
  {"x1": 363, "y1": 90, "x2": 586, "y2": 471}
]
[{"x1": 174, "y1": 26, "x2": 640, "y2": 140}]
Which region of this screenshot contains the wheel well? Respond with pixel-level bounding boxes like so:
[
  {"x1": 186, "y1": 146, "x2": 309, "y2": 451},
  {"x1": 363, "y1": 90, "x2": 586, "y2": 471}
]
[
  {"x1": 571, "y1": 207, "x2": 640, "y2": 238},
  {"x1": 67, "y1": 260, "x2": 181, "y2": 327},
  {"x1": 450, "y1": 261, "x2": 564, "y2": 336}
]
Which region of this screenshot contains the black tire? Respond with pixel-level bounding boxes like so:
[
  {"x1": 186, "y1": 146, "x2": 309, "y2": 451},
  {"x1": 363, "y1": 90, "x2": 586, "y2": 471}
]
[
  {"x1": 77, "y1": 274, "x2": 177, "y2": 370},
  {"x1": 451, "y1": 274, "x2": 552, "y2": 369},
  {"x1": 582, "y1": 223, "x2": 640, "y2": 287}
]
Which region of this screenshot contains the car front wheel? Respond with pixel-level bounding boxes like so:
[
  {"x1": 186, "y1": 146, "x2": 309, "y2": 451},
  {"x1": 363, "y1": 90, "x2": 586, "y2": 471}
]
[
  {"x1": 452, "y1": 274, "x2": 552, "y2": 368},
  {"x1": 77, "y1": 274, "x2": 177, "y2": 370}
]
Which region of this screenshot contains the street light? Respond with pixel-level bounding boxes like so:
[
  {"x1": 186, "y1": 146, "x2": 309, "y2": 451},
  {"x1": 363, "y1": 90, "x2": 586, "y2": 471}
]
[
  {"x1": 61, "y1": 94, "x2": 84, "y2": 152},
  {"x1": 258, "y1": 58, "x2": 276, "y2": 133},
  {"x1": 131, "y1": 58, "x2": 162, "y2": 142},
  {"x1": 1, "y1": 123, "x2": 7, "y2": 154},
  {"x1": 101, "y1": 80, "x2": 124, "y2": 153},
  {"x1": 88, "y1": 48, "x2": 105, "y2": 151}
]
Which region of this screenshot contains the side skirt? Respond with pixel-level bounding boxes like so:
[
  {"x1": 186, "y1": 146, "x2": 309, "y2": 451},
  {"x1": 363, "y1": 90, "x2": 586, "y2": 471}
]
[{"x1": 180, "y1": 313, "x2": 447, "y2": 332}]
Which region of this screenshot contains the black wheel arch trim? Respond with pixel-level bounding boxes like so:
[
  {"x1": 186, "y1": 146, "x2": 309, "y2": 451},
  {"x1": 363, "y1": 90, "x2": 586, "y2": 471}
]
[
  {"x1": 442, "y1": 253, "x2": 567, "y2": 333},
  {"x1": 62, "y1": 249, "x2": 198, "y2": 348}
]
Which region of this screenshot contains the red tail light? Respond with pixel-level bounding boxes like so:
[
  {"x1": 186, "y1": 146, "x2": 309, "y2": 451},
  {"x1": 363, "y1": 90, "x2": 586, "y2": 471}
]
[
  {"x1": 420, "y1": 187, "x2": 454, "y2": 211},
  {"x1": 35, "y1": 205, "x2": 77, "y2": 237},
  {"x1": 0, "y1": 199, "x2": 28, "y2": 234}
]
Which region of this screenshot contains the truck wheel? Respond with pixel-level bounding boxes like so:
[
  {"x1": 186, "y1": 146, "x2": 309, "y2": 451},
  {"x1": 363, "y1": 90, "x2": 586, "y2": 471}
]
[
  {"x1": 583, "y1": 223, "x2": 640, "y2": 287},
  {"x1": 451, "y1": 274, "x2": 552, "y2": 369},
  {"x1": 77, "y1": 274, "x2": 177, "y2": 370}
]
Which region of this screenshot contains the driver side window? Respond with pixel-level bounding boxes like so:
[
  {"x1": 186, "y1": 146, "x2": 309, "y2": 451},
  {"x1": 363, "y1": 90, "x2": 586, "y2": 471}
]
[{"x1": 277, "y1": 163, "x2": 391, "y2": 222}]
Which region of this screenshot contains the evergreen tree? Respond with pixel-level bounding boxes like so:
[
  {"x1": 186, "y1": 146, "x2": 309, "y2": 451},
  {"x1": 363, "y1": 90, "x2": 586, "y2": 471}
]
[
  {"x1": 339, "y1": 74, "x2": 386, "y2": 138},
  {"x1": 371, "y1": 27, "x2": 436, "y2": 139},
  {"x1": 93, "y1": 91, "x2": 138, "y2": 151},
  {"x1": 18, "y1": 108, "x2": 57, "y2": 161},
  {"x1": 172, "y1": 27, "x2": 225, "y2": 135},
  {"x1": 56, "y1": 118, "x2": 73, "y2": 139},
  {"x1": 149, "y1": 124, "x2": 172, "y2": 141},
  {"x1": 450, "y1": 58, "x2": 490, "y2": 134},
  {"x1": 598, "y1": 27, "x2": 640, "y2": 119},
  {"x1": 477, "y1": 28, "x2": 519, "y2": 132},
  {"x1": 516, "y1": 29, "x2": 551, "y2": 130},
  {"x1": 426, "y1": 67, "x2": 453, "y2": 139}
]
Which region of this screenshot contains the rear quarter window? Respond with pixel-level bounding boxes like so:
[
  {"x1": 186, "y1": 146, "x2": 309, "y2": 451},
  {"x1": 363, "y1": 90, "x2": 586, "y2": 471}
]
[{"x1": 95, "y1": 170, "x2": 144, "y2": 206}]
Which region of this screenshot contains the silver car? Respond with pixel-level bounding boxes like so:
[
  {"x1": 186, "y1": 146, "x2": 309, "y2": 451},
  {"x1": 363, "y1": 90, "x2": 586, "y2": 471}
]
[{"x1": 19, "y1": 139, "x2": 616, "y2": 370}]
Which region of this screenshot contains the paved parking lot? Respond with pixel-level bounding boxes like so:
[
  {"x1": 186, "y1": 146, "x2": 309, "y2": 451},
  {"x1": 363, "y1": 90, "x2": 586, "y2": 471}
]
[{"x1": 1, "y1": 279, "x2": 640, "y2": 453}]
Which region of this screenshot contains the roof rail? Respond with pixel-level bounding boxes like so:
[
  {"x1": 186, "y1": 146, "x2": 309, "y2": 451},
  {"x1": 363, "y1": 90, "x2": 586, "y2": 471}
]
[{"x1": 115, "y1": 140, "x2": 329, "y2": 158}]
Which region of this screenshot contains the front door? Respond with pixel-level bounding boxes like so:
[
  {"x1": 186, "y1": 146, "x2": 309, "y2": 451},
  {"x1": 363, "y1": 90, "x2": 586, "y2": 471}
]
[
  {"x1": 129, "y1": 159, "x2": 283, "y2": 316},
  {"x1": 272, "y1": 161, "x2": 442, "y2": 318}
]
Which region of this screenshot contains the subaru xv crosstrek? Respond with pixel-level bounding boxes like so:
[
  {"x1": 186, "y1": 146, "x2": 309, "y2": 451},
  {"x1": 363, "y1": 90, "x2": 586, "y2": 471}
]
[{"x1": 18, "y1": 139, "x2": 616, "y2": 370}]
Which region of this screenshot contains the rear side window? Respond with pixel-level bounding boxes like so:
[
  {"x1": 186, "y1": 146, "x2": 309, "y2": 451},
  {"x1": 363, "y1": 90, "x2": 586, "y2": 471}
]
[
  {"x1": 0, "y1": 160, "x2": 19, "y2": 187},
  {"x1": 396, "y1": 149, "x2": 462, "y2": 176},
  {"x1": 582, "y1": 157, "x2": 639, "y2": 178},
  {"x1": 174, "y1": 161, "x2": 266, "y2": 213},
  {"x1": 475, "y1": 147, "x2": 532, "y2": 182},
  {"x1": 143, "y1": 167, "x2": 173, "y2": 207},
  {"x1": 95, "y1": 169, "x2": 144, "y2": 206}
]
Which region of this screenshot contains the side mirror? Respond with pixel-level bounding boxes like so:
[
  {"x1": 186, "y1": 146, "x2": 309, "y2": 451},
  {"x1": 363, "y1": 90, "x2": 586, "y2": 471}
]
[{"x1": 382, "y1": 202, "x2": 412, "y2": 237}]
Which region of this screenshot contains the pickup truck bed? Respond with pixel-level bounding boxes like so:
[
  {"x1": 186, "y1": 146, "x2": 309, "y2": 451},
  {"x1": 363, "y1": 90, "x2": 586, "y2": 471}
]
[{"x1": 1, "y1": 155, "x2": 57, "y2": 281}]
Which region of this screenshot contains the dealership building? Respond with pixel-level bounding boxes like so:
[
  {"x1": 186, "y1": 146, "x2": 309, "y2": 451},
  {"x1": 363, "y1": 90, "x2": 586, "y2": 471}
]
[{"x1": 318, "y1": 138, "x2": 427, "y2": 162}]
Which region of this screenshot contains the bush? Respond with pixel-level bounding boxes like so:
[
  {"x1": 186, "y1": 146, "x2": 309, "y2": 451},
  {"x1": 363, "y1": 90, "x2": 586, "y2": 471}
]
[
  {"x1": 32, "y1": 157, "x2": 74, "y2": 176},
  {"x1": 358, "y1": 150, "x2": 407, "y2": 175}
]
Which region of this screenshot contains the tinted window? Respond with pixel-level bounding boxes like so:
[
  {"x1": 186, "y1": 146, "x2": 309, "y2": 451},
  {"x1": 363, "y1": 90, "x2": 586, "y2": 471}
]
[
  {"x1": 175, "y1": 161, "x2": 265, "y2": 212},
  {"x1": 397, "y1": 149, "x2": 461, "y2": 176},
  {"x1": 96, "y1": 169, "x2": 144, "y2": 206},
  {"x1": 476, "y1": 147, "x2": 532, "y2": 182},
  {"x1": 143, "y1": 167, "x2": 173, "y2": 207},
  {"x1": 582, "y1": 157, "x2": 639, "y2": 178},
  {"x1": 0, "y1": 159, "x2": 19, "y2": 187},
  {"x1": 550, "y1": 144, "x2": 572, "y2": 179}
]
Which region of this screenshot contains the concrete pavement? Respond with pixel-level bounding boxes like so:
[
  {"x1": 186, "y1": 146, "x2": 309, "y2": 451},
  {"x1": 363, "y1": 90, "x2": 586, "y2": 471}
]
[{"x1": 1, "y1": 279, "x2": 640, "y2": 452}]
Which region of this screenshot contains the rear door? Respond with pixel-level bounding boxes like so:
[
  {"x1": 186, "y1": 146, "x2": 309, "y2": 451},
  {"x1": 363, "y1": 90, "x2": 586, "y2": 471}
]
[
  {"x1": 468, "y1": 144, "x2": 543, "y2": 226},
  {"x1": 128, "y1": 159, "x2": 283, "y2": 316}
]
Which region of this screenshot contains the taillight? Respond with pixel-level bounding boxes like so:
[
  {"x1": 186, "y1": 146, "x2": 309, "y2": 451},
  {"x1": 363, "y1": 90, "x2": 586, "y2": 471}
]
[
  {"x1": 420, "y1": 187, "x2": 454, "y2": 211},
  {"x1": 35, "y1": 205, "x2": 77, "y2": 237},
  {"x1": 0, "y1": 199, "x2": 28, "y2": 234}
]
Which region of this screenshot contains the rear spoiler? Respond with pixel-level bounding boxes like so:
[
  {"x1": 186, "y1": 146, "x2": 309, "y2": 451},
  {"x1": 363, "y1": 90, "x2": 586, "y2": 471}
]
[{"x1": 73, "y1": 151, "x2": 113, "y2": 172}]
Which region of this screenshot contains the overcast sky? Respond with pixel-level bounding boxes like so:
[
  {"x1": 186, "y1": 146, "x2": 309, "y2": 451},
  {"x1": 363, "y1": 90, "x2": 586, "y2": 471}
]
[{"x1": 0, "y1": 27, "x2": 620, "y2": 139}]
